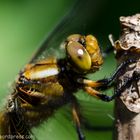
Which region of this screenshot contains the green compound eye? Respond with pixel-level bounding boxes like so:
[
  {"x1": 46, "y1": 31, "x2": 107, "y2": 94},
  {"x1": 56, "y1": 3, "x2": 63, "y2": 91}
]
[{"x1": 66, "y1": 41, "x2": 91, "y2": 72}]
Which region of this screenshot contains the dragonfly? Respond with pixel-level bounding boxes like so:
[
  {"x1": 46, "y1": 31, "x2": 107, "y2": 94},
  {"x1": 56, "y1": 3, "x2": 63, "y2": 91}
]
[{"x1": 0, "y1": 0, "x2": 121, "y2": 140}]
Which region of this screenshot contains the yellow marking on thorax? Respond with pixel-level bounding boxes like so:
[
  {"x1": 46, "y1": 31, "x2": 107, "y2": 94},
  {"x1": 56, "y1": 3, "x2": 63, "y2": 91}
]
[{"x1": 24, "y1": 65, "x2": 59, "y2": 80}]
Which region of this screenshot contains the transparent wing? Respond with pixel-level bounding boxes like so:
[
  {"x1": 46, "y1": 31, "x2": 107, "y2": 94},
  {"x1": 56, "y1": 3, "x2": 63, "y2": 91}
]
[
  {"x1": 29, "y1": 0, "x2": 102, "y2": 63},
  {"x1": 35, "y1": 95, "x2": 114, "y2": 140}
]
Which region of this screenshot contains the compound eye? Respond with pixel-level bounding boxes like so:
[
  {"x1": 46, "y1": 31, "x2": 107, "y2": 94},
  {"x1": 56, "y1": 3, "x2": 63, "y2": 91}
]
[{"x1": 66, "y1": 41, "x2": 91, "y2": 71}]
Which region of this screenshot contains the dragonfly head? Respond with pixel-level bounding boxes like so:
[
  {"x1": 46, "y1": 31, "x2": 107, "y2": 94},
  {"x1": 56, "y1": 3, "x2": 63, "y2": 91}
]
[{"x1": 64, "y1": 34, "x2": 103, "y2": 73}]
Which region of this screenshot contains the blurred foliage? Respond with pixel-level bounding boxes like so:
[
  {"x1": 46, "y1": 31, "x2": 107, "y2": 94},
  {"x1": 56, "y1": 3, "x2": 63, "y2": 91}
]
[{"x1": 0, "y1": 0, "x2": 140, "y2": 140}]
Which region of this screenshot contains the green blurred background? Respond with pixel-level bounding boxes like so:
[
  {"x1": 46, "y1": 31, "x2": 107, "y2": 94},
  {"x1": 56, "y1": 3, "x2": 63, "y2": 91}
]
[{"x1": 0, "y1": 0, "x2": 140, "y2": 140}]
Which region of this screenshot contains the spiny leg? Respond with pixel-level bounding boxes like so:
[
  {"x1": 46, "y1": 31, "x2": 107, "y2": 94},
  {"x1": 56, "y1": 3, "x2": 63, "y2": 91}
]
[
  {"x1": 84, "y1": 85, "x2": 119, "y2": 102},
  {"x1": 106, "y1": 70, "x2": 140, "y2": 101},
  {"x1": 78, "y1": 59, "x2": 139, "y2": 91},
  {"x1": 83, "y1": 86, "x2": 113, "y2": 101},
  {"x1": 77, "y1": 78, "x2": 103, "y2": 88},
  {"x1": 97, "y1": 59, "x2": 138, "y2": 89},
  {"x1": 84, "y1": 70, "x2": 140, "y2": 102},
  {"x1": 71, "y1": 96, "x2": 85, "y2": 140}
]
